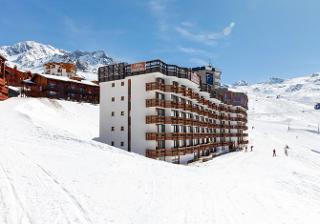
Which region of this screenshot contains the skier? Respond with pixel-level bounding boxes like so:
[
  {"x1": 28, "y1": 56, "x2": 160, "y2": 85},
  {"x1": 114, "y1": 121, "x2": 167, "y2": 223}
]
[
  {"x1": 284, "y1": 145, "x2": 289, "y2": 156},
  {"x1": 250, "y1": 145, "x2": 254, "y2": 151},
  {"x1": 273, "y1": 149, "x2": 277, "y2": 157},
  {"x1": 245, "y1": 146, "x2": 248, "y2": 152}
]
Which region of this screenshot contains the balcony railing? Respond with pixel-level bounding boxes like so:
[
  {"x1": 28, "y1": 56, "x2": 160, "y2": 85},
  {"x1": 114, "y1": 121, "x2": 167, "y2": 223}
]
[
  {"x1": 145, "y1": 132, "x2": 249, "y2": 141},
  {"x1": 145, "y1": 115, "x2": 248, "y2": 130},
  {"x1": 146, "y1": 82, "x2": 248, "y2": 117},
  {"x1": 145, "y1": 141, "x2": 237, "y2": 158}
]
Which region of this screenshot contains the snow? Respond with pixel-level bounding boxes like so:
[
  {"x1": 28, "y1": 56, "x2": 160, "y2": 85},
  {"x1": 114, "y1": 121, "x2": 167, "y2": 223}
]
[
  {"x1": 1, "y1": 74, "x2": 320, "y2": 223},
  {"x1": 232, "y1": 80, "x2": 248, "y2": 87}
]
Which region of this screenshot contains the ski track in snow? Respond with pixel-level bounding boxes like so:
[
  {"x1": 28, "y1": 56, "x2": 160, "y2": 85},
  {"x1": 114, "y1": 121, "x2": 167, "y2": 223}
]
[{"x1": 0, "y1": 146, "x2": 93, "y2": 224}]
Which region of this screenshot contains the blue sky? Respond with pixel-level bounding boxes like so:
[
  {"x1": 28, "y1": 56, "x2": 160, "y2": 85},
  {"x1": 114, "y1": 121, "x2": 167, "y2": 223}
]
[{"x1": 1, "y1": 0, "x2": 320, "y2": 84}]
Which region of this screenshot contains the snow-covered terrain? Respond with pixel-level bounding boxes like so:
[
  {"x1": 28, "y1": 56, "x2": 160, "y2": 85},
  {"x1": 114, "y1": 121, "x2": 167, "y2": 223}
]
[
  {"x1": 234, "y1": 73, "x2": 320, "y2": 106},
  {"x1": 0, "y1": 74, "x2": 320, "y2": 223},
  {"x1": 0, "y1": 41, "x2": 114, "y2": 80}
]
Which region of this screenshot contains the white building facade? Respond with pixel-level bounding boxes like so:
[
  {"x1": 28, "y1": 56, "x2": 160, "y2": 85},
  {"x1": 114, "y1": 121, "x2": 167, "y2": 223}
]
[
  {"x1": 44, "y1": 62, "x2": 77, "y2": 78},
  {"x1": 99, "y1": 60, "x2": 248, "y2": 164}
]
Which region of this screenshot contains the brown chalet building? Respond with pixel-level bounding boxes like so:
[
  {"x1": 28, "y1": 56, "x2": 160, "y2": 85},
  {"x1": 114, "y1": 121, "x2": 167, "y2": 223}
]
[
  {"x1": 5, "y1": 66, "x2": 32, "y2": 87},
  {"x1": 0, "y1": 55, "x2": 8, "y2": 101},
  {"x1": 23, "y1": 73, "x2": 99, "y2": 104}
]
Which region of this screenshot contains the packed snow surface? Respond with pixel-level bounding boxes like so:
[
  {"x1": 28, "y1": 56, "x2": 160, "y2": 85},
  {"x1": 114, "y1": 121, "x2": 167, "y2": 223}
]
[{"x1": 0, "y1": 87, "x2": 320, "y2": 223}]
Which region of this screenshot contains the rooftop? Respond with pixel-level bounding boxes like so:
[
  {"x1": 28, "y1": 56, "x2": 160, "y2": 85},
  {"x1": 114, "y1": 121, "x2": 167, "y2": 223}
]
[
  {"x1": 0, "y1": 54, "x2": 7, "y2": 61},
  {"x1": 98, "y1": 59, "x2": 248, "y2": 109},
  {"x1": 25, "y1": 73, "x2": 98, "y2": 87},
  {"x1": 98, "y1": 59, "x2": 217, "y2": 83}
]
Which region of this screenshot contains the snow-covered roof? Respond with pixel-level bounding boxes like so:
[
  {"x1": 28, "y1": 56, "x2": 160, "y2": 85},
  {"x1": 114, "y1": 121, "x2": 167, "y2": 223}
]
[
  {"x1": 34, "y1": 73, "x2": 98, "y2": 86},
  {"x1": 23, "y1": 79, "x2": 35, "y2": 85},
  {"x1": 0, "y1": 54, "x2": 7, "y2": 61}
]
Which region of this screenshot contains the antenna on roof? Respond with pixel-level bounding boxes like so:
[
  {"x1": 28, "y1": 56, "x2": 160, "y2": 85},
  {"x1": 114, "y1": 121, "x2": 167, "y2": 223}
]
[{"x1": 208, "y1": 58, "x2": 212, "y2": 67}]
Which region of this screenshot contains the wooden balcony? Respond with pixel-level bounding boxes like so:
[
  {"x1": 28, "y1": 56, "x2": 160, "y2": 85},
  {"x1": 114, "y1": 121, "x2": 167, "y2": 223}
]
[
  {"x1": 146, "y1": 115, "x2": 188, "y2": 125},
  {"x1": 165, "y1": 85, "x2": 178, "y2": 93},
  {"x1": 186, "y1": 89, "x2": 193, "y2": 97},
  {"x1": 146, "y1": 132, "x2": 193, "y2": 140},
  {"x1": 145, "y1": 115, "x2": 249, "y2": 132},
  {"x1": 146, "y1": 132, "x2": 226, "y2": 141},
  {"x1": 146, "y1": 97, "x2": 248, "y2": 124},
  {"x1": 0, "y1": 86, "x2": 8, "y2": 95},
  {"x1": 191, "y1": 92, "x2": 199, "y2": 100},
  {"x1": 239, "y1": 140, "x2": 249, "y2": 144},
  {"x1": 146, "y1": 82, "x2": 180, "y2": 93},
  {"x1": 177, "y1": 86, "x2": 186, "y2": 95},
  {"x1": 0, "y1": 78, "x2": 6, "y2": 86},
  {"x1": 146, "y1": 82, "x2": 165, "y2": 91},
  {"x1": 146, "y1": 141, "x2": 235, "y2": 159}
]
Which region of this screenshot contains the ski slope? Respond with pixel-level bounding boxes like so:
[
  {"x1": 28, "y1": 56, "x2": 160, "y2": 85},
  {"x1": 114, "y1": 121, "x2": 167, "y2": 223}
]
[{"x1": 0, "y1": 93, "x2": 320, "y2": 224}]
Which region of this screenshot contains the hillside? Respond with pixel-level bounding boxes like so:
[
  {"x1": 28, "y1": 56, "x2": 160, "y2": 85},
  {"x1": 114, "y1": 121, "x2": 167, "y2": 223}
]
[
  {"x1": 233, "y1": 73, "x2": 320, "y2": 106},
  {"x1": 0, "y1": 41, "x2": 114, "y2": 80},
  {"x1": 0, "y1": 77, "x2": 320, "y2": 223}
]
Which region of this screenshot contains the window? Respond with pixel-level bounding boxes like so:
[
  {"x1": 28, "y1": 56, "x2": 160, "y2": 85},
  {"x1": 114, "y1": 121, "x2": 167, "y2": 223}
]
[
  {"x1": 156, "y1": 78, "x2": 165, "y2": 84},
  {"x1": 171, "y1": 94, "x2": 179, "y2": 102},
  {"x1": 111, "y1": 141, "x2": 114, "y2": 146},
  {"x1": 120, "y1": 142, "x2": 124, "y2": 147},
  {"x1": 157, "y1": 140, "x2": 165, "y2": 149},
  {"x1": 172, "y1": 110, "x2": 179, "y2": 117},
  {"x1": 156, "y1": 92, "x2": 165, "y2": 100},
  {"x1": 111, "y1": 126, "x2": 115, "y2": 131},
  {"x1": 121, "y1": 81, "x2": 125, "y2": 86},
  {"x1": 111, "y1": 97, "x2": 115, "y2": 102},
  {"x1": 111, "y1": 112, "x2": 115, "y2": 116},
  {"x1": 121, "y1": 96, "x2": 124, "y2": 101},
  {"x1": 48, "y1": 83, "x2": 56, "y2": 88},
  {"x1": 121, "y1": 126, "x2": 124, "y2": 131},
  {"x1": 112, "y1": 83, "x2": 115, "y2": 87},
  {"x1": 121, "y1": 111, "x2": 125, "y2": 116},
  {"x1": 156, "y1": 108, "x2": 165, "y2": 116},
  {"x1": 157, "y1": 124, "x2": 165, "y2": 133}
]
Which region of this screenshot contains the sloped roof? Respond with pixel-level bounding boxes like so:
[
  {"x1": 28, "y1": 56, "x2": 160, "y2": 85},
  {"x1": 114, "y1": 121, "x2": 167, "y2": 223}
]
[
  {"x1": 32, "y1": 73, "x2": 98, "y2": 86},
  {"x1": 0, "y1": 54, "x2": 7, "y2": 61}
]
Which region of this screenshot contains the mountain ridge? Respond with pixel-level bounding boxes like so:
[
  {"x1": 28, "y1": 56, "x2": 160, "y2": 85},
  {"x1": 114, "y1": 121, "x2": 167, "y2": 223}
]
[{"x1": 0, "y1": 41, "x2": 115, "y2": 80}]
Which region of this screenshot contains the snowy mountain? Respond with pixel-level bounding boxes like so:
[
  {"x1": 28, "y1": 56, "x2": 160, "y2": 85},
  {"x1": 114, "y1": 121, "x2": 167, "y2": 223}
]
[
  {"x1": 232, "y1": 80, "x2": 248, "y2": 87},
  {"x1": 232, "y1": 73, "x2": 320, "y2": 106},
  {"x1": 264, "y1": 77, "x2": 285, "y2": 84},
  {"x1": 0, "y1": 41, "x2": 114, "y2": 80}
]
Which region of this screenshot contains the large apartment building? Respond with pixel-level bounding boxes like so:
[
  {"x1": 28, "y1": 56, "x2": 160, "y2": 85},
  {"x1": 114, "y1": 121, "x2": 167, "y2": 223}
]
[{"x1": 98, "y1": 59, "x2": 248, "y2": 164}]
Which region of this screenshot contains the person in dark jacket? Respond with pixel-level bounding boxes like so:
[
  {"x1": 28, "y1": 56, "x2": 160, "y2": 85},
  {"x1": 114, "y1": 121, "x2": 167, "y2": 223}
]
[
  {"x1": 284, "y1": 145, "x2": 289, "y2": 156},
  {"x1": 273, "y1": 149, "x2": 277, "y2": 157}
]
